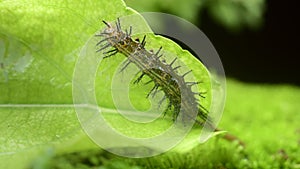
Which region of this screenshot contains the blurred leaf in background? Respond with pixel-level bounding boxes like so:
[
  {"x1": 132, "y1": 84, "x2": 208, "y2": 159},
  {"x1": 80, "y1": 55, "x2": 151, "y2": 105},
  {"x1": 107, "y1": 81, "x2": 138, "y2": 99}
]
[{"x1": 125, "y1": 0, "x2": 266, "y2": 32}]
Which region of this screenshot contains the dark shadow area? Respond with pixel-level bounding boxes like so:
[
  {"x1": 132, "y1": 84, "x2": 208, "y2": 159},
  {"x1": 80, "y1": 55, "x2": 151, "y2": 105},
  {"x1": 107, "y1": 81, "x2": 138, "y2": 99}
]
[{"x1": 200, "y1": 0, "x2": 300, "y2": 85}]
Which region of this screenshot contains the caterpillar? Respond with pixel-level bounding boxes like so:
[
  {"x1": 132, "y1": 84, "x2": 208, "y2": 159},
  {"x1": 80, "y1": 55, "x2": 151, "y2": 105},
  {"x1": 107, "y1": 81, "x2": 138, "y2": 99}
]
[{"x1": 96, "y1": 18, "x2": 213, "y2": 127}]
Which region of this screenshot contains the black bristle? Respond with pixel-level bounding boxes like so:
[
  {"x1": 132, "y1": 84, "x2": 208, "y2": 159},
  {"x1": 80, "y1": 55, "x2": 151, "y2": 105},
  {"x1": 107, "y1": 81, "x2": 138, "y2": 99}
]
[
  {"x1": 102, "y1": 20, "x2": 110, "y2": 27},
  {"x1": 182, "y1": 70, "x2": 192, "y2": 78}
]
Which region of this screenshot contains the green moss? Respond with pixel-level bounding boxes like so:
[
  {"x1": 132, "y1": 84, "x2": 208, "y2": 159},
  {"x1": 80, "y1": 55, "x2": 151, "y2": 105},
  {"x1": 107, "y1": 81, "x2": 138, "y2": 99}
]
[{"x1": 34, "y1": 79, "x2": 300, "y2": 169}]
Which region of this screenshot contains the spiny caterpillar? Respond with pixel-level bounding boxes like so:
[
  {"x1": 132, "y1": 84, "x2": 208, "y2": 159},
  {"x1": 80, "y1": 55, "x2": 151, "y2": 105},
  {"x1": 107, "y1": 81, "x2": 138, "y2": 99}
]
[{"x1": 96, "y1": 18, "x2": 212, "y2": 127}]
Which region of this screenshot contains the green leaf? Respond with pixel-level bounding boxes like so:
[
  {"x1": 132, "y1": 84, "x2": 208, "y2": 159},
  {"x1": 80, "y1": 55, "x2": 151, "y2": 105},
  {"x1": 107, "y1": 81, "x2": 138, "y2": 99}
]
[
  {"x1": 94, "y1": 34, "x2": 212, "y2": 134},
  {"x1": 0, "y1": 0, "x2": 215, "y2": 167},
  {"x1": 0, "y1": 0, "x2": 132, "y2": 167}
]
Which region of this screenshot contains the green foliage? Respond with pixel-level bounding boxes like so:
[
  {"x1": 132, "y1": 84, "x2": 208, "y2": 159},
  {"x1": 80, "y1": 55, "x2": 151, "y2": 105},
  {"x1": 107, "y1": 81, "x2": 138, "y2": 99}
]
[
  {"x1": 2, "y1": 0, "x2": 298, "y2": 168},
  {"x1": 36, "y1": 79, "x2": 300, "y2": 169},
  {"x1": 207, "y1": 0, "x2": 266, "y2": 31},
  {"x1": 0, "y1": 0, "x2": 213, "y2": 168},
  {"x1": 0, "y1": 0, "x2": 130, "y2": 168},
  {"x1": 125, "y1": 0, "x2": 204, "y2": 23},
  {"x1": 125, "y1": 0, "x2": 266, "y2": 31}
]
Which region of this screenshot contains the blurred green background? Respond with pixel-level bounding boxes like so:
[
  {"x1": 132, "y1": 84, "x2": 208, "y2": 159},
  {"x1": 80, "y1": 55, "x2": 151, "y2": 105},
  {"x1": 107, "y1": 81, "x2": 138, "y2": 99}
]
[{"x1": 126, "y1": 0, "x2": 299, "y2": 85}]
